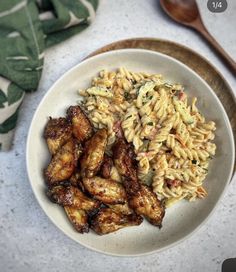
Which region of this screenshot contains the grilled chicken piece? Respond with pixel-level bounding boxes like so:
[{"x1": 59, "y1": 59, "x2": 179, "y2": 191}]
[
  {"x1": 47, "y1": 185, "x2": 100, "y2": 212},
  {"x1": 83, "y1": 177, "x2": 127, "y2": 204},
  {"x1": 90, "y1": 207, "x2": 143, "y2": 235},
  {"x1": 80, "y1": 129, "x2": 108, "y2": 178},
  {"x1": 45, "y1": 140, "x2": 80, "y2": 187},
  {"x1": 64, "y1": 206, "x2": 89, "y2": 233},
  {"x1": 48, "y1": 185, "x2": 100, "y2": 233},
  {"x1": 128, "y1": 184, "x2": 165, "y2": 227},
  {"x1": 44, "y1": 117, "x2": 72, "y2": 155},
  {"x1": 113, "y1": 138, "x2": 140, "y2": 194},
  {"x1": 100, "y1": 154, "x2": 113, "y2": 179},
  {"x1": 67, "y1": 105, "x2": 93, "y2": 142},
  {"x1": 113, "y1": 139, "x2": 165, "y2": 227}
]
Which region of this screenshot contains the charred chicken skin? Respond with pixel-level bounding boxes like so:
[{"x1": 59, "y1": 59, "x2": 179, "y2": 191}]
[
  {"x1": 82, "y1": 176, "x2": 127, "y2": 204},
  {"x1": 90, "y1": 207, "x2": 143, "y2": 235},
  {"x1": 44, "y1": 139, "x2": 81, "y2": 187},
  {"x1": 44, "y1": 117, "x2": 72, "y2": 155},
  {"x1": 80, "y1": 128, "x2": 108, "y2": 178},
  {"x1": 113, "y1": 138, "x2": 165, "y2": 227},
  {"x1": 67, "y1": 105, "x2": 93, "y2": 142}
]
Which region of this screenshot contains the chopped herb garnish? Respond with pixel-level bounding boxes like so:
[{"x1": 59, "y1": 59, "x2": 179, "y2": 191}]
[
  {"x1": 124, "y1": 92, "x2": 130, "y2": 99},
  {"x1": 136, "y1": 87, "x2": 141, "y2": 96},
  {"x1": 147, "y1": 122, "x2": 153, "y2": 126},
  {"x1": 149, "y1": 96, "x2": 153, "y2": 100},
  {"x1": 126, "y1": 115, "x2": 132, "y2": 119},
  {"x1": 192, "y1": 160, "x2": 197, "y2": 164}
]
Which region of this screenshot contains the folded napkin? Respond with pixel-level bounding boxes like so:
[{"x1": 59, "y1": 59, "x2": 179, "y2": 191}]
[{"x1": 0, "y1": 0, "x2": 98, "y2": 151}]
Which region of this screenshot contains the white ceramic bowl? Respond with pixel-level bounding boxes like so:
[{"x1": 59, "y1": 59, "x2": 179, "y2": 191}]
[{"x1": 26, "y1": 49, "x2": 235, "y2": 256}]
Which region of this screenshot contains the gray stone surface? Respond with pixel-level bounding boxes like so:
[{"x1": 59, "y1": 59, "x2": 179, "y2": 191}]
[{"x1": 0, "y1": 0, "x2": 235, "y2": 271}]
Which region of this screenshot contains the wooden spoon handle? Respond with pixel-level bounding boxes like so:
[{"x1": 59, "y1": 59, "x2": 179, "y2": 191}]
[{"x1": 193, "y1": 19, "x2": 236, "y2": 75}]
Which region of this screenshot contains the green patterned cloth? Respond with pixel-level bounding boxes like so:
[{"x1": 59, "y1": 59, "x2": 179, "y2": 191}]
[{"x1": 0, "y1": 0, "x2": 98, "y2": 151}]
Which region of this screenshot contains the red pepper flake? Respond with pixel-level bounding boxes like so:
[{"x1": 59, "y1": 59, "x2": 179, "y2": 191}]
[
  {"x1": 178, "y1": 91, "x2": 186, "y2": 101},
  {"x1": 146, "y1": 127, "x2": 158, "y2": 140},
  {"x1": 166, "y1": 179, "x2": 181, "y2": 187}
]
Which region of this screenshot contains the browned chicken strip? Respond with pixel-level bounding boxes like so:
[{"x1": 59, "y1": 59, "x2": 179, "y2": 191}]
[
  {"x1": 83, "y1": 177, "x2": 127, "y2": 204},
  {"x1": 80, "y1": 129, "x2": 108, "y2": 178},
  {"x1": 100, "y1": 154, "x2": 113, "y2": 179},
  {"x1": 64, "y1": 206, "x2": 89, "y2": 233},
  {"x1": 128, "y1": 184, "x2": 165, "y2": 227},
  {"x1": 44, "y1": 117, "x2": 72, "y2": 155},
  {"x1": 113, "y1": 138, "x2": 140, "y2": 194},
  {"x1": 47, "y1": 185, "x2": 100, "y2": 212},
  {"x1": 44, "y1": 140, "x2": 79, "y2": 186},
  {"x1": 113, "y1": 139, "x2": 165, "y2": 227},
  {"x1": 90, "y1": 207, "x2": 143, "y2": 235},
  {"x1": 45, "y1": 140, "x2": 80, "y2": 187},
  {"x1": 67, "y1": 105, "x2": 93, "y2": 142}
]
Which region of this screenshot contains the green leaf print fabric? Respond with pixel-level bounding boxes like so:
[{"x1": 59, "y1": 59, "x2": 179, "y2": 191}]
[{"x1": 0, "y1": 0, "x2": 98, "y2": 151}]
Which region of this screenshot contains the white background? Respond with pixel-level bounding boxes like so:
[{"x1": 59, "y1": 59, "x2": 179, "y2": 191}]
[{"x1": 0, "y1": 0, "x2": 235, "y2": 271}]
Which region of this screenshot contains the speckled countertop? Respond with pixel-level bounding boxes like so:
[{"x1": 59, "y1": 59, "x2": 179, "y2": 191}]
[{"x1": 0, "y1": 0, "x2": 235, "y2": 271}]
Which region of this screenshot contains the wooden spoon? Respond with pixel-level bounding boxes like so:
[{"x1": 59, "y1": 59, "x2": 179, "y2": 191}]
[{"x1": 160, "y1": 0, "x2": 236, "y2": 74}]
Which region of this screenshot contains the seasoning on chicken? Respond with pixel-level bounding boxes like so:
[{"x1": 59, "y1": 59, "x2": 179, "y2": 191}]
[
  {"x1": 108, "y1": 202, "x2": 134, "y2": 215},
  {"x1": 80, "y1": 129, "x2": 108, "y2": 178},
  {"x1": 64, "y1": 206, "x2": 89, "y2": 233},
  {"x1": 44, "y1": 139, "x2": 80, "y2": 187},
  {"x1": 82, "y1": 176, "x2": 127, "y2": 204},
  {"x1": 44, "y1": 117, "x2": 72, "y2": 155},
  {"x1": 90, "y1": 207, "x2": 143, "y2": 235},
  {"x1": 100, "y1": 154, "x2": 113, "y2": 179},
  {"x1": 47, "y1": 185, "x2": 100, "y2": 212},
  {"x1": 67, "y1": 105, "x2": 93, "y2": 142}
]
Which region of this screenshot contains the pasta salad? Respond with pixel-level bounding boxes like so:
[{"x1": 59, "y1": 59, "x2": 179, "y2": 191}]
[{"x1": 79, "y1": 68, "x2": 216, "y2": 207}]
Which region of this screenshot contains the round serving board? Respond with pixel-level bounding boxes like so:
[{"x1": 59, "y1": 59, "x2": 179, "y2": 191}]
[{"x1": 86, "y1": 38, "x2": 236, "y2": 173}]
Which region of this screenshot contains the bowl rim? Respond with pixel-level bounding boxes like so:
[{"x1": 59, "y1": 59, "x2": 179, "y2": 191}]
[{"x1": 26, "y1": 48, "x2": 235, "y2": 257}]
